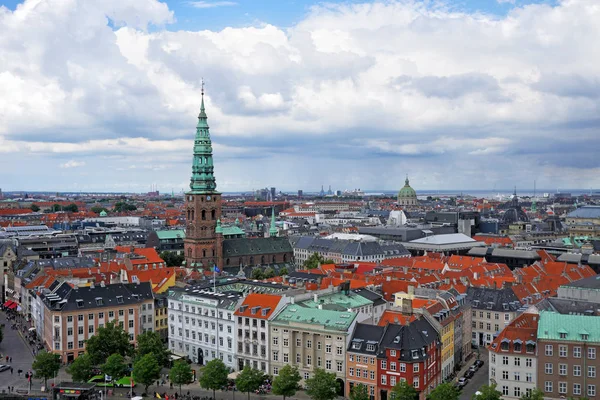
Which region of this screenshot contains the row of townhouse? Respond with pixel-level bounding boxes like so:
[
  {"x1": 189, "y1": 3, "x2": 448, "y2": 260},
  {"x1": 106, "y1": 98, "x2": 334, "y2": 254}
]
[{"x1": 489, "y1": 310, "x2": 600, "y2": 400}]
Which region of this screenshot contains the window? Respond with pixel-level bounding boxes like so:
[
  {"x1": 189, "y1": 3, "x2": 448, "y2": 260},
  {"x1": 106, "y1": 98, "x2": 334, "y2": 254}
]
[
  {"x1": 491, "y1": 367, "x2": 495, "y2": 377},
  {"x1": 337, "y1": 346, "x2": 343, "y2": 355},
  {"x1": 273, "y1": 337, "x2": 278, "y2": 345},
  {"x1": 349, "y1": 368, "x2": 354, "y2": 377},
  {"x1": 514, "y1": 372, "x2": 520, "y2": 381},
  {"x1": 573, "y1": 383, "x2": 581, "y2": 396},
  {"x1": 67, "y1": 341, "x2": 73, "y2": 350},
  {"x1": 381, "y1": 375, "x2": 387, "y2": 385},
  {"x1": 67, "y1": 328, "x2": 73, "y2": 336},
  {"x1": 326, "y1": 344, "x2": 331, "y2": 353},
  {"x1": 502, "y1": 371, "x2": 509, "y2": 380},
  {"x1": 574, "y1": 346, "x2": 582, "y2": 358},
  {"x1": 589, "y1": 385, "x2": 597, "y2": 397},
  {"x1": 317, "y1": 341, "x2": 322, "y2": 350},
  {"x1": 78, "y1": 314, "x2": 83, "y2": 321},
  {"x1": 296, "y1": 354, "x2": 301, "y2": 363},
  {"x1": 78, "y1": 340, "x2": 84, "y2": 348},
  {"x1": 296, "y1": 338, "x2": 301, "y2": 347},
  {"x1": 273, "y1": 351, "x2": 278, "y2": 361},
  {"x1": 545, "y1": 363, "x2": 553, "y2": 375},
  {"x1": 390, "y1": 362, "x2": 396, "y2": 372},
  {"x1": 390, "y1": 376, "x2": 396, "y2": 387},
  {"x1": 273, "y1": 367, "x2": 279, "y2": 375},
  {"x1": 370, "y1": 371, "x2": 375, "y2": 380},
  {"x1": 338, "y1": 362, "x2": 344, "y2": 373},
  {"x1": 502, "y1": 356, "x2": 508, "y2": 365},
  {"x1": 544, "y1": 381, "x2": 552, "y2": 393},
  {"x1": 78, "y1": 326, "x2": 83, "y2": 335},
  {"x1": 88, "y1": 313, "x2": 93, "y2": 320},
  {"x1": 390, "y1": 350, "x2": 396, "y2": 357},
  {"x1": 283, "y1": 338, "x2": 288, "y2": 347},
  {"x1": 413, "y1": 364, "x2": 419, "y2": 373},
  {"x1": 400, "y1": 363, "x2": 406, "y2": 372},
  {"x1": 514, "y1": 387, "x2": 521, "y2": 397},
  {"x1": 514, "y1": 357, "x2": 520, "y2": 367},
  {"x1": 574, "y1": 365, "x2": 581, "y2": 376},
  {"x1": 558, "y1": 382, "x2": 567, "y2": 394},
  {"x1": 545, "y1": 344, "x2": 553, "y2": 356},
  {"x1": 491, "y1": 354, "x2": 495, "y2": 363},
  {"x1": 502, "y1": 386, "x2": 509, "y2": 396},
  {"x1": 526, "y1": 358, "x2": 532, "y2": 367},
  {"x1": 67, "y1": 316, "x2": 73, "y2": 323},
  {"x1": 326, "y1": 360, "x2": 331, "y2": 370},
  {"x1": 381, "y1": 360, "x2": 387, "y2": 369},
  {"x1": 283, "y1": 353, "x2": 288, "y2": 363},
  {"x1": 526, "y1": 373, "x2": 532, "y2": 382},
  {"x1": 559, "y1": 364, "x2": 567, "y2": 376},
  {"x1": 589, "y1": 347, "x2": 596, "y2": 360},
  {"x1": 88, "y1": 326, "x2": 94, "y2": 334},
  {"x1": 495, "y1": 313, "x2": 499, "y2": 320},
  {"x1": 304, "y1": 372, "x2": 309, "y2": 381},
  {"x1": 559, "y1": 345, "x2": 567, "y2": 357},
  {"x1": 129, "y1": 320, "x2": 134, "y2": 328},
  {"x1": 108, "y1": 311, "x2": 114, "y2": 319},
  {"x1": 307, "y1": 340, "x2": 312, "y2": 349},
  {"x1": 589, "y1": 366, "x2": 596, "y2": 378}
]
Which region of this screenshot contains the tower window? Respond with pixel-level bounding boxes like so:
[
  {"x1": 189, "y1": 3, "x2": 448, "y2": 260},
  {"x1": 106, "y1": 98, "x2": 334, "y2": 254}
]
[
  {"x1": 202, "y1": 210, "x2": 206, "y2": 220},
  {"x1": 203, "y1": 249, "x2": 206, "y2": 258},
  {"x1": 211, "y1": 210, "x2": 216, "y2": 220}
]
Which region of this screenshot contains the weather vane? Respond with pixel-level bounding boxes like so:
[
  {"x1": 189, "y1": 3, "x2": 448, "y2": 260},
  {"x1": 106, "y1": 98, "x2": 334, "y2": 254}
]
[{"x1": 201, "y1": 78, "x2": 204, "y2": 95}]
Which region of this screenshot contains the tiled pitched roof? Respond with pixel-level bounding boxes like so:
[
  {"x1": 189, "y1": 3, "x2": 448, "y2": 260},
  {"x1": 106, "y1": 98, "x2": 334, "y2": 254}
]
[
  {"x1": 489, "y1": 312, "x2": 539, "y2": 353},
  {"x1": 234, "y1": 293, "x2": 283, "y2": 319}
]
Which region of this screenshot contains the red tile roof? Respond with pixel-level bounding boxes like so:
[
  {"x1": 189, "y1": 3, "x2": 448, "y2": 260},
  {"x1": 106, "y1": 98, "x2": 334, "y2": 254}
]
[
  {"x1": 234, "y1": 294, "x2": 283, "y2": 319},
  {"x1": 488, "y1": 313, "x2": 539, "y2": 354}
]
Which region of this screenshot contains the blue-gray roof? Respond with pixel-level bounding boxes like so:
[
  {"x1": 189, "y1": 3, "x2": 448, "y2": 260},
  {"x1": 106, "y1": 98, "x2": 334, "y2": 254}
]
[{"x1": 567, "y1": 206, "x2": 600, "y2": 219}]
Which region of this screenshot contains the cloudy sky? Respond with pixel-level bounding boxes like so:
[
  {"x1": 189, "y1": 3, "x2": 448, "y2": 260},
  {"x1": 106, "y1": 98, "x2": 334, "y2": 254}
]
[{"x1": 0, "y1": 0, "x2": 599, "y2": 194}]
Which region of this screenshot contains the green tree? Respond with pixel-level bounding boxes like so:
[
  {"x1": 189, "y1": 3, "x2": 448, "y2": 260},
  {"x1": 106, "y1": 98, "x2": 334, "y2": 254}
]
[
  {"x1": 170, "y1": 360, "x2": 193, "y2": 395},
  {"x1": 132, "y1": 353, "x2": 161, "y2": 394},
  {"x1": 427, "y1": 382, "x2": 460, "y2": 400},
  {"x1": 199, "y1": 359, "x2": 228, "y2": 400},
  {"x1": 305, "y1": 368, "x2": 339, "y2": 400},
  {"x1": 135, "y1": 331, "x2": 169, "y2": 366},
  {"x1": 63, "y1": 203, "x2": 79, "y2": 212},
  {"x1": 159, "y1": 251, "x2": 185, "y2": 267},
  {"x1": 91, "y1": 206, "x2": 108, "y2": 214},
  {"x1": 392, "y1": 381, "x2": 418, "y2": 400},
  {"x1": 473, "y1": 384, "x2": 502, "y2": 400},
  {"x1": 236, "y1": 367, "x2": 265, "y2": 400},
  {"x1": 67, "y1": 354, "x2": 94, "y2": 382},
  {"x1": 263, "y1": 267, "x2": 275, "y2": 279},
  {"x1": 303, "y1": 253, "x2": 334, "y2": 270},
  {"x1": 102, "y1": 354, "x2": 128, "y2": 382},
  {"x1": 31, "y1": 204, "x2": 40, "y2": 212},
  {"x1": 278, "y1": 267, "x2": 289, "y2": 276},
  {"x1": 32, "y1": 351, "x2": 61, "y2": 387},
  {"x1": 272, "y1": 365, "x2": 301, "y2": 400},
  {"x1": 251, "y1": 269, "x2": 264, "y2": 280},
  {"x1": 52, "y1": 204, "x2": 61, "y2": 212},
  {"x1": 520, "y1": 389, "x2": 545, "y2": 400},
  {"x1": 85, "y1": 321, "x2": 133, "y2": 365},
  {"x1": 350, "y1": 384, "x2": 369, "y2": 400},
  {"x1": 114, "y1": 202, "x2": 137, "y2": 212}
]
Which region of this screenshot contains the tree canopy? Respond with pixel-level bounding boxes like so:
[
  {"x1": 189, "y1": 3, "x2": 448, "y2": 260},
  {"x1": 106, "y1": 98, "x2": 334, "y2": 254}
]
[
  {"x1": 427, "y1": 382, "x2": 460, "y2": 400},
  {"x1": 91, "y1": 206, "x2": 108, "y2": 214},
  {"x1": 114, "y1": 202, "x2": 137, "y2": 212},
  {"x1": 67, "y1": 354, "x2": 94, "y2": 382},
  {"x1": 236, "y1": 367, "x2": 265, "y2": 400},
  {"x1": 520, "y1": 389, "x2": 545, "y2": 400},
  {"x1": 159, "y1": 252, "x2": 185, "y2": 267},
  {"x1": 135, "y1": 331, "x2": 169, "y2": 366},
  {"x1": 305, "y1": 368, "x2": 339, "y2": 400},
  {"x1": 85, "y1": 321, "x2": 132, "y2": 365},
  {"x1": 170, "y1": 360, "x2": 193, "y2": 395},
  {"x1": 392, "y1": 381, "x2": 419, "y2": 400},
  {"x1": 251, "y1": 269, "x2": 264, "y2": 280},
  {"x1": 132, "y1": 353, "x2": 161, "y2": 393},
  {"x1": 102, "y1": 354, "x2": 128, "y2": 381},
  {"x1": 63, "y1": 203, "x2": 79, "y2": 212},
  {"x1": 32, "y1": 351, "x2": 61, "y2": 387},
  {"x1": 473, "y1": 384, "x2": 502, "y2": 400},
  {"x1": 31, "y1": 204, "x2": 40, "y2": 212},
  {"x1": 303, "y1": 253, "x2": 334, "y2": 269},
  {"x1": 199, "y1": 359, "x2": 229, "y2": 400},
  {"x1": 350, "y1": 384, "x2": 370, "y2": 400},
  {"x1": 272, "y1": 365, "x2": 301, "y2": 400}
]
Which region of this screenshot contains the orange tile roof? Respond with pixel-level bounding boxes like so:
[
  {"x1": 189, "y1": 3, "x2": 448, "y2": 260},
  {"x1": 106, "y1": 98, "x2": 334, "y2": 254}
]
[
  {"x1": 234, "y1": 294, "x2": 283, "y2": 319},
  {"x1": 378, "y1": 310, "x2": 417, "y2": 326},
  {"x1": 489, "y1": 313, "x2": 539, "y2": 354}
]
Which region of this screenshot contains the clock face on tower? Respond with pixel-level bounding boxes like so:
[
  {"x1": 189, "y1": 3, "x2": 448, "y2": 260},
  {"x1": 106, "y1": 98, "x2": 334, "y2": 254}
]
[{"x1": 207, "y1": 196, "x2": 211, "y2": 201}]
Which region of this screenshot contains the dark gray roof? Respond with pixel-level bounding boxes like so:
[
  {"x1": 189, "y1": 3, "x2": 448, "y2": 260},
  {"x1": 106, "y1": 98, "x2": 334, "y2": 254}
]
[
  {"x1": 561, "y1": 275, "x2": 600, "y2": 289},
  {"x1": 378, "y1": 318, "x2": 438, "y2": 361},
  {"x1": 352, "y1": 288, "x2": 386, "y2": 307},
  {"x1": 37, "y1": 256, "x2": 96, "y2": 270},
  {"x1": 41, "y1": 282, "x2": 153, "y2": 312},
  {"x1": 292, "y1": 236, "x2": 392, "y2": 257},
  {"x1": 466, "y1": 286, "x2": 522, "y2": 312},
  {"x1": 348, "y1": 323, "x2": 385, "y2": 355},
  {"x1": 380, "y1": 243, "x2": 411, "y2": 257},
  {"x1": 536, "y1": 297, "x2": 600, "y2": 316},
  {"x1": 223, "y1": 237, "x2": 293, "y2": 257}
]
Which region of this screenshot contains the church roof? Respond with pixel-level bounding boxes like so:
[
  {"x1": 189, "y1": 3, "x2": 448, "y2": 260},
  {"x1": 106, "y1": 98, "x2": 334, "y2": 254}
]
[
  {"x1": 223, "y1": 237, "x2": 293, "y2": 257},
  {"x1": 398, "y1": 176, "x2": 417, "y2": 198}
]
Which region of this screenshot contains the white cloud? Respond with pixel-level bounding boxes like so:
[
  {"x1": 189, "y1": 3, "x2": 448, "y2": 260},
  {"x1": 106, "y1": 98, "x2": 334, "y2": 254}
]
[
  {"x1": 60, "y1": 160, "x2": 86, "y2": 168},
  {"x1": 187, "y1": 1, "x2": 237, "y2": 9},
  {"x1": 1, "y1": 0, "x2": 599, "y2": 191}
]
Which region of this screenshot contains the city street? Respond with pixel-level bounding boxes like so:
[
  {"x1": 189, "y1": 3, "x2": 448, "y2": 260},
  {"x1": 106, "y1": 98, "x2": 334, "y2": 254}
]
[
  {"x1": 0, "y1": 310, "x2": 36, "y2": 394},
  {"x1": 459, "y1": 348, "x2": 490, "y2": 400}
]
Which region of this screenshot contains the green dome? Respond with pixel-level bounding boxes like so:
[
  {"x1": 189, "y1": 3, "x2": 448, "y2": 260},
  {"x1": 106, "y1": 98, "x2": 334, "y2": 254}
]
[
  {"x1": 398, "y1": 177, "x2": 417, "y2": 198},
  {"x1": 99, "y1": 210, "x2": 107, "y2": 217}
]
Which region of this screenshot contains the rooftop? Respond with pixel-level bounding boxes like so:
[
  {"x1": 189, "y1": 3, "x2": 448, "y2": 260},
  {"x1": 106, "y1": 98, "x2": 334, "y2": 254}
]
[
  {"x1": 299, "y1": 291, "x2": 372, "y2": 311},
  {"x1": 538, "y1": 311, "x2": 600, "y2": 342},
  {"x1": 567, "y1": 206, "x2": 600, "y2": 219},
  {"x1": 272, "y1": 303, "x2": 357, "y2": 331}
]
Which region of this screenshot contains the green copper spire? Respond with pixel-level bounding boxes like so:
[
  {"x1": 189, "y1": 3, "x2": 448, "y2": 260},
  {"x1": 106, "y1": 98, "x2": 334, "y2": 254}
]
[
  {"x1": 189, "y1": 81, "x2": 218, "y2": 194},
  {"x1": 215, "y1": 218, "x2": 223, "y2": 234},
  {"x1": 269, "y1": 207, "x2": 277, "y2": 237}
]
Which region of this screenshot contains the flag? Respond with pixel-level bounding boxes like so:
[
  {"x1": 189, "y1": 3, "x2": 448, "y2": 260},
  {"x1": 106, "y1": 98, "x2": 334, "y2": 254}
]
[
  {"x1": 105, "y1": 374, "x2": 112, "y2": 382},
  {"x1": 213, "y1": 265, "x2": 220, "y2": 273}
]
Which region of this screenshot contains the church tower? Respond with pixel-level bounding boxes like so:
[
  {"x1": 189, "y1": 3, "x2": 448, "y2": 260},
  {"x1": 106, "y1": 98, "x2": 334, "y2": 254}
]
[{"x1": 184, "y1": 85, "x2": 223, "y2": 270}]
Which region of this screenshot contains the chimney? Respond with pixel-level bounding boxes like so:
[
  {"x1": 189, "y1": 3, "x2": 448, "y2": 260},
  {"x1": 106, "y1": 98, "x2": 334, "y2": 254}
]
[
  {"x1": 291, "y1": 297, "x2": 295, "y2": 304},
  {"x1": 313, "y1": 293, "x2": 318, "y2": 303},
  {"x1": 318, "y1": 304, "x2": 323, "y2": 310},
  {"x1": 408, "y1": 285, "x2": 415, "y2": 297},
  {"x1": 401, "y1": 298, "x2": 413, "y2": 314}
]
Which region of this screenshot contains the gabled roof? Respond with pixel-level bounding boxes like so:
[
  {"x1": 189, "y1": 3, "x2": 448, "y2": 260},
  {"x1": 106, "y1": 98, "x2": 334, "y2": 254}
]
[
  {"x1": 489, "y1": 312, "x2": 539, "y2": 354},
  {"x1": 538, "y1": 311, "x2": 600, "y2": 342},
  {"x1": 234, "y1": 293, "x2": 283, "y2": 319},
  {"x1": 223, "y1": 237, "x2": 292, "y2": 256},
  {"x1": 348, "y1": 323, "x2": 385, "y2": 354},
  {"x1": 378, "y1": 318, "x2": 438, "y2": 361}
]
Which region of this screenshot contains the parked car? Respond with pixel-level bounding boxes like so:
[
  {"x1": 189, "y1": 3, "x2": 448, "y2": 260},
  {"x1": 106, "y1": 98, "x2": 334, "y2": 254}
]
[
  {"x1": 475, "y1": 359, "x2": 484, "y2": 368},
  {"x1": 464, "y1": 369, "x2": 474, "y2": 379},
  {"x1": 0, "y1": 365, "x2": 10, "y2": 372},
  {"x1": 469, "y1": 365, "x2": 478, "y2": 373},
  {"x1": 88, "y1": 375, "x2": 135, "y2": 388},
  {"x1": 456, "y1": 377, "x2": 468, "y2": 388}
]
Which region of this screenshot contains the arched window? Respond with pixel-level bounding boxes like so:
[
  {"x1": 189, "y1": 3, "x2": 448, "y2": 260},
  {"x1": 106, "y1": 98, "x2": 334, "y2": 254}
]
[
  {"x1": 226, "y1": 258, "x2": 230, "y2": 266},
  {"x1": 272, "y1": 255, "x2": 276, "y2": 263},
  {"x1": 187, "y1": 248, "x2": 192, "y2": 258},
  {"x1": 261, "y1": 256, "x2": 265, "y2": 264},
  {"x1": 191, "y1": 210, "x2": 194, "y2": 220},
  {"x1": 202, "y1": 210, "x2": 206, "y2": 220},
  {"x1": 202, "y1": 249, "x2": 206, "y2": 258},
  {"x1": 283, "y1": 254, "x2": 287, "y2": 262},
  {"x1": 211, "y1": 210, "x2": 216, "y2": 220}
]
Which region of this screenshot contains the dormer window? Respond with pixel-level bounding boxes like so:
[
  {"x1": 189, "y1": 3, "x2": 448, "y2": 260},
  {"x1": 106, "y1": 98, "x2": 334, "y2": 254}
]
[
  {"x1": 367, "y1": 344, "x2": 375, "y2": 352},
  {"x1": 95, "y1": 297, "x2": 103, "y2": 306},
  {"x1": 251, "y1": 306, "x2": 260, "y2": 315},
  {"x1": 116, "y1": 296, "x2": 124, "y2": 304},
  {"x1": 411, "y1": 350, "x2": 419, "y2": 359},
  {"x1": 581, "y1": 334, "x2": 589, "y2": 340},
  {"x1": 559, "y1": 333, "x2": 567, "y2": 339},
  {"x1": 352, "y1": 341, "x2": 362, "y2": 350},
  {"x1": 76, "y1": 299, "x2": 84, "y2": 309}
]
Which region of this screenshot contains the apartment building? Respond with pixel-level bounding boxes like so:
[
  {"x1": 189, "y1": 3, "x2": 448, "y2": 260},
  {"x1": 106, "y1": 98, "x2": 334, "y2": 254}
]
[
  {"x1": 377, "y1": 318, "x2": 442, "y2": 400},
  {"x1": 467, "y1": 286, "x2": 523, "y2": 346},
  {"x1": 167, "y1": 287, "x2": 241, "y2": 370},
  {"x1": 270, "y1": 302, "x2": 358, "y2": 393},
  {"x1": 234, "y1": 293, "x2": 286, "y2": 372},
  {"x1": 346, "y1": 323, "x2": 385, "y2": 400},
  {"x1": 41, "y1": 282, "x2": 154, "y2": 363},
  {"x1": 488, "y1": 312, "x2": 539, "y2": 399},
  {"x1": 154, "y1": 295, "x2": 168, "y2": 342},
  {"x1": 537, "y1": 311, "x2": 600, "y2": 399}
]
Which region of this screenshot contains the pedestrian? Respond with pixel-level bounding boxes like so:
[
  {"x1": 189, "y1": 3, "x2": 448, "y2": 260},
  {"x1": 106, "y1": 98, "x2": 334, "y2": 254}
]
[
  {"x1": 157, "y1": 381, "x2": 160, "y2": 387},
  {"x1": 9, "y1": 357, "x2": 11, "y2": 363},
  {"x1": 17, "y1": 369, "x2": 22, "y2": 377}
]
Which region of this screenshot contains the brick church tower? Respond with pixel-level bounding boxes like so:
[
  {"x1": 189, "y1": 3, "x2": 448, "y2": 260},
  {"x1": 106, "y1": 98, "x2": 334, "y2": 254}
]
[{"x1": 184, "y1": 86, "x2": 223, "y2": 270}]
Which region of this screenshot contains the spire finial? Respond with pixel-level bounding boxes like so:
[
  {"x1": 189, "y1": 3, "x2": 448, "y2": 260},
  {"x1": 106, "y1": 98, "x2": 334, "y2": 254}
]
[{"x1": 201, "y1": 78, "x2": 204, "y2": 96}]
